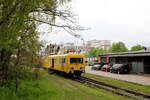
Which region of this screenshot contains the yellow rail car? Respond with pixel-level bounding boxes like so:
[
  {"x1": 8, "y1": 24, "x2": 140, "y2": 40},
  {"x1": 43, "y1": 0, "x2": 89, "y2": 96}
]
[{"x1": 42, "y1": 54, "x2": 85, "y2": 77}]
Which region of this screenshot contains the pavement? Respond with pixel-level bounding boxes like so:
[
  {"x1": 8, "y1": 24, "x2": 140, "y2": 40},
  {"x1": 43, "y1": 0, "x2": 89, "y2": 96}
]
[{"x1": 85, "y1": 66, "x2": 150, "y2": 85}]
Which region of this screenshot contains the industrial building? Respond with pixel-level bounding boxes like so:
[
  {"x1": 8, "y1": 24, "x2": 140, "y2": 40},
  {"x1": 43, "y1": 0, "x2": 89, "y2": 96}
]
[{"x1": 98, "y1": 51, "x2": 150, "y2": 74}]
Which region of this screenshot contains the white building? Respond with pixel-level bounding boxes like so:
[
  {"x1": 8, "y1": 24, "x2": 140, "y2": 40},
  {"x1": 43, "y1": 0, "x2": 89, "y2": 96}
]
[{"x1": 86, "y1": 40, "x2": 111, "y2": 51}]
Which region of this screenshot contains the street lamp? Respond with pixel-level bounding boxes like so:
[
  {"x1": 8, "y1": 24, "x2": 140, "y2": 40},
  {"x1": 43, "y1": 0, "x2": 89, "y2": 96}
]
[
  {"x1": 73, "y1": 34, "x2": 81, "y2": 53},
  {"x1": 73, "y1": 34, "x2": 86, "y2": 53}
]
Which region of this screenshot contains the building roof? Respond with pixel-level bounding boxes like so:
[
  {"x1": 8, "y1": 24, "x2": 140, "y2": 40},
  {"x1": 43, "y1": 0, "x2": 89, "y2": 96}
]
[{"x1": 99, "y1": 50, "x2": 150, "y2": 57}]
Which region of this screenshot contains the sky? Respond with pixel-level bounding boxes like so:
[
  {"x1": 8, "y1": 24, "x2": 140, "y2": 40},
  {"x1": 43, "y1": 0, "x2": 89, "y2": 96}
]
[{"x1": 39, "y1": 0, "x2": 150, "y2": 48}]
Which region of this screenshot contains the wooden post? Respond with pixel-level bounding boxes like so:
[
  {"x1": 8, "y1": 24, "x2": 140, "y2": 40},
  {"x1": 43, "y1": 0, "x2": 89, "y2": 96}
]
[{"x1": 106, "y1": 57, "x2": 109, "y2": 63}]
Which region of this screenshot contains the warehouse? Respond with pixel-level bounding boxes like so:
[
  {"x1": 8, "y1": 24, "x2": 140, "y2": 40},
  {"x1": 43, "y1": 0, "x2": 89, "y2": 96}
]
[{"x1": 98, "y1": 51, "x2": 150, "y2": 74}]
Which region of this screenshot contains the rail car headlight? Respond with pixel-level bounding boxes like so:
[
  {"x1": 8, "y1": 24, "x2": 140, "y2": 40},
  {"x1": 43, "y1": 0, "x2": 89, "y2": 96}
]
[{"x1": 71, "y1": 67, "x2": 74, "y2": 70}]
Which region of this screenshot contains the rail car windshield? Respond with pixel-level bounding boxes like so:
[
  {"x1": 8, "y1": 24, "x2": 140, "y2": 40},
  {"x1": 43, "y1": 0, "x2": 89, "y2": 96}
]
[{"x1": 70, "y1": 58, "x2": 83, "y2": 64}]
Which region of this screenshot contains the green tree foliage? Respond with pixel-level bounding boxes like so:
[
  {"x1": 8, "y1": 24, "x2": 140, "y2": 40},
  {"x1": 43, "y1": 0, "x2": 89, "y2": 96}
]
[
  {"x1": 131, "y1": 45, "x2": 145, "y2": 51},
  {"x1": 85, "y1": 48, "x2": 105, "y2": 58},
  {"x1": 0, "y1": 0, "x2": 77, "y2": 87},
  {"x1": 109, "y1": 42, "x2": 128, "y2": 53}
]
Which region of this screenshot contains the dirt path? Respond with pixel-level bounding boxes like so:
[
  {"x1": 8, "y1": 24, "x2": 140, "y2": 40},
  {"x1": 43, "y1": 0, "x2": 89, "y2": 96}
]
[{"x1": 85, "y1": 66, "x2": 150, "y2": 85}]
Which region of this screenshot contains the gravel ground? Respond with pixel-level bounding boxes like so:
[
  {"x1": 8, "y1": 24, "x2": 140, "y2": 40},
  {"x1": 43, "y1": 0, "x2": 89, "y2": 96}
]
[{"x1": 85, "y1": 66, "x2": 150, "y2": 85}]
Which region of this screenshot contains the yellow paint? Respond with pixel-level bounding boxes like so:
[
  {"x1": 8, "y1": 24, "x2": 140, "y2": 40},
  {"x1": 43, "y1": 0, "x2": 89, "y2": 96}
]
[{"x1": 41, "y1": 54, "x2": 85, "y2": 73}]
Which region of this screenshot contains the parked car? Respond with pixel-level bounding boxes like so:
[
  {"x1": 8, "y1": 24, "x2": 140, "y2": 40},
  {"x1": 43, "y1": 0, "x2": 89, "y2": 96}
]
[
  {"x1": 110, "y1": 64, "x2": 130, "y2": 74},
  {"x1": 101, "y1": 64, "x2": 111, "y2": 72},
  {"x1": 88, "y1": 63, "x2": 94, "y2": 66},
  {"x1": 91, "y1": 63, "x2": 104, "y2": 70}
]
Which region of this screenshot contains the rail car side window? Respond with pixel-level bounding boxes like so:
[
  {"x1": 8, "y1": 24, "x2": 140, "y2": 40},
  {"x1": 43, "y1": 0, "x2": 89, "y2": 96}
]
[
  {"x1": 60, "y1": 57, "x2": 66, "y2": 64},
  {"x1": 63, "y1": 58, "x2": 65, "y2": 63},
  {"x1": 70, "y1": 58, "x2": 83, "y2": 64}
]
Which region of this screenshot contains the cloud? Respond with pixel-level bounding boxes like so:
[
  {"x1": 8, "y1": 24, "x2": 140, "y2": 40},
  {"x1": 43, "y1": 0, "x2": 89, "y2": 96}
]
[{"x1": 40, "y1": 0, "x2": 150, "y2": 48}]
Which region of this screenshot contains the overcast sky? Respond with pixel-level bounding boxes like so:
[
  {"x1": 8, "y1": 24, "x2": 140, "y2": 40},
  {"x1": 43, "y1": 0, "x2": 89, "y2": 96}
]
[{"x1": 39, "y1": 0, "x2": 150, "y2": 48}]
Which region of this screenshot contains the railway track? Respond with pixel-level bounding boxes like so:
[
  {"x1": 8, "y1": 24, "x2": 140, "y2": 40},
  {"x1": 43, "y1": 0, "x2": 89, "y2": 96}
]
[{"x1": 73, "y1": 76, "x2": 150, "y2": 100}]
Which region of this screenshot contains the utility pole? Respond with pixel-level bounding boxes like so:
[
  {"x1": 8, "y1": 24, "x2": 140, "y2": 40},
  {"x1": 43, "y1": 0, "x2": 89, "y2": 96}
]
[{"x1": 81, "y1": 38, "x2": 85, "y2": 53}]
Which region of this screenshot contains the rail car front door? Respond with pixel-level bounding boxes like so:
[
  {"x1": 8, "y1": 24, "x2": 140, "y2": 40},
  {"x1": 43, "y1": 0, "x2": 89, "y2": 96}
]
[{"x1": 52, "y1": 58, "x2": 54, "y2": 68}]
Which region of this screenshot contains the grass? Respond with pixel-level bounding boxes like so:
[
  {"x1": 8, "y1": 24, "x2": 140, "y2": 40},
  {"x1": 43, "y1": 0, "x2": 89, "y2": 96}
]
[
  {"x1": 83, "y1": 73, "x2": 150, "y2": 94},
  {"x1": 0, "y1": 71, "x2": 135, "y2": 100}
]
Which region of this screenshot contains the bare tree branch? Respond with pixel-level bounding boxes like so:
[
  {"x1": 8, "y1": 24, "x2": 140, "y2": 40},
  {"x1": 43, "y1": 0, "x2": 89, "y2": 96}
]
[{"x1": 27, "y1": 18, "x2": 84, "y2": 31}]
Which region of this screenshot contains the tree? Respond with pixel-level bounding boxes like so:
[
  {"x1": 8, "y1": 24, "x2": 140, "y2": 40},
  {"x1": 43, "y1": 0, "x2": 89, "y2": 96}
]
[
  {"x1": 131, "y1": 45, "x2": 145, "y2": 51},
  {"x1": 85, "y1": 48, "x2": 105, "y2": 58},
  {"x1": 109, "y1": 42, "x2": 128, "y2": 53},
  {"x1": 0, "y1": 0, "x2": 81, "y2": 87}
]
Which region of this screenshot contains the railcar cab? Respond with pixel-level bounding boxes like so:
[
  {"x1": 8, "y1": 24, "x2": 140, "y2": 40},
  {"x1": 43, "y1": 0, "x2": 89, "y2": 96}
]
[{"x1": 67, "y1": 54, "x2": 85, "y2": 77}]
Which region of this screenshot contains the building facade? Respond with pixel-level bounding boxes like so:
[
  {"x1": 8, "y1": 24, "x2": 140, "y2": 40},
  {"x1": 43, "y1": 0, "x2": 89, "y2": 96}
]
[{"x1": 86, "y1": 40, "x2": 111, "y2": 51}]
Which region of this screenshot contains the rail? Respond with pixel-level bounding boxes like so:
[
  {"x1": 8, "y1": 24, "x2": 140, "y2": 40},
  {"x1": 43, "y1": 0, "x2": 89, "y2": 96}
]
[{"x1": 73, "y1": 76, "x2": 150, "y2": 99}]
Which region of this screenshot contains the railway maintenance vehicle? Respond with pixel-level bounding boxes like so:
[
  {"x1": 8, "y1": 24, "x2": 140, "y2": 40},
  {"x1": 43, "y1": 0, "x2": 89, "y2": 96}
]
[{"x1": 41, "y1": 53, "x2": 86, "y2": 77}]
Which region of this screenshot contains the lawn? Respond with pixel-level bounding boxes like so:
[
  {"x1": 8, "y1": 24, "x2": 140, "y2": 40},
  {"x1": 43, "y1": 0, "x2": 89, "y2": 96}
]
[
  {"x1": 0, "y1": 71, "x2": 135, "y2": 100},
  {"x1": 83, "y1": 73, "x2": 150, "y2": 94}
]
